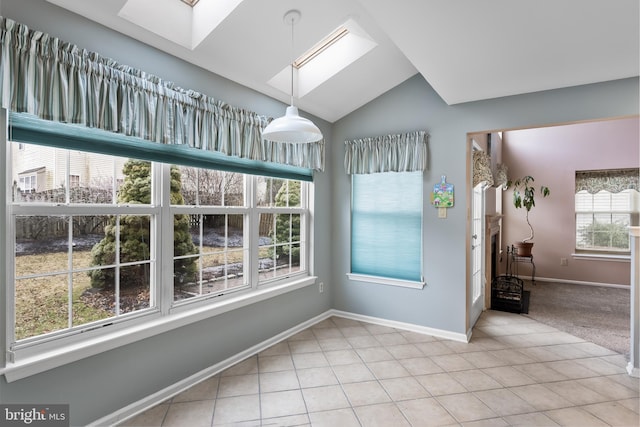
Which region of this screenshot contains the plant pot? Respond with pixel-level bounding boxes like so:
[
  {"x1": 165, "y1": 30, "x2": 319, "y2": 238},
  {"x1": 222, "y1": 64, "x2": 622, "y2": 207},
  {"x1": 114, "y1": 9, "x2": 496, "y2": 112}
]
[{"x1": 513, "y1": 241, "x2": 534, "y2": 257}]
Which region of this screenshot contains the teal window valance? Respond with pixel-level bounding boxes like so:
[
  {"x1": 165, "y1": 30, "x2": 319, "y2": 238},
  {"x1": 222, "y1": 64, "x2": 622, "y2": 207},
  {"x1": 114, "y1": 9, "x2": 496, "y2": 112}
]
[
  {"x1": 344, "y1": 131, "x2": 428, "y2": 175},
  {"x1": 9, "y1": 112, "x2": 313, "y2": 181},
  {"x1": 0, "y1": 16, "x2": 324, "y2": 174},
  {"x1": 575, "y1": 168, "x2": 639, "y2": 194}
]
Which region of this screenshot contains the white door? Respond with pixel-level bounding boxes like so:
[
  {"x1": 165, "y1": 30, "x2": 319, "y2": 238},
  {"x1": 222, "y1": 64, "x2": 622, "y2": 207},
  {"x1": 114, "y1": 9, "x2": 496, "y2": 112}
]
[{"x1": 470, "y1": 182, "x2": 486, "y2": 326}]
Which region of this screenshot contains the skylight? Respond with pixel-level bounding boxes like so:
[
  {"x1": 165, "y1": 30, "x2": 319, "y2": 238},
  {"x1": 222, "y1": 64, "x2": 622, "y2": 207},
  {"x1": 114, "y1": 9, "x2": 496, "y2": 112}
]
[
  {"x1": 293, "y1": 27, "x2": 349, "y2": 69},
  {"x1": 119, "y1": 0, "x2": 244, "y2": 50},
  {"x1": 268, "y1": 18, "x2": 377, "y2": 99}
]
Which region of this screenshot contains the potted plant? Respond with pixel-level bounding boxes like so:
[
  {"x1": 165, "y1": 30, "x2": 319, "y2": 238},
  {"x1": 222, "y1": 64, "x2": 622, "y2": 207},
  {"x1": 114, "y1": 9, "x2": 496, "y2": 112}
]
[{"x1": 507, "y1": 175, "x2": 550, "y2": 257}]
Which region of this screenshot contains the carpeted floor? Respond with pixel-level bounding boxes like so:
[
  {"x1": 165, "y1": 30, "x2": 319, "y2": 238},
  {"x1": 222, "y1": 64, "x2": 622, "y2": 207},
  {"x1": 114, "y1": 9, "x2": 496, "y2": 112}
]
[{"x1": 521, "y1": 281, "x2": 631, "y2": 356}]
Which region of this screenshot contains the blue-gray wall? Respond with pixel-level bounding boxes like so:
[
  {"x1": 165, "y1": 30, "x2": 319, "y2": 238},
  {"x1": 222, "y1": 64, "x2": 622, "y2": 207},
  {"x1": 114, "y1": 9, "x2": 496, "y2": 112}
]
[
  {"x1": 1, "y1": 1, "x2": 639, "y2": 425},
  {"x1": 0, "y1": 1, "x2": 333, "y2": 425},
  {"x1": 331, "y1": 75, "x2": 639, "y2": 334}
]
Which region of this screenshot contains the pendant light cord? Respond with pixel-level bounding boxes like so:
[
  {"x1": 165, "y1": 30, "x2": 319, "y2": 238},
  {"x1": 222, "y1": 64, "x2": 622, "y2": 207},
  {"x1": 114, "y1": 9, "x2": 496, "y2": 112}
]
[{"x1": 289, "y1": 14, "x2": 295, "y2": 107}]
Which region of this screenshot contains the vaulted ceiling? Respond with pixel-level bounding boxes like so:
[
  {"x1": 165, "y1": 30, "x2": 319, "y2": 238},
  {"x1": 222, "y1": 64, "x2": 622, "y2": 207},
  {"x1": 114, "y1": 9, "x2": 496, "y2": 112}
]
[{"x1": 46, "y1": 0, "x2": 639, "y2": 123}]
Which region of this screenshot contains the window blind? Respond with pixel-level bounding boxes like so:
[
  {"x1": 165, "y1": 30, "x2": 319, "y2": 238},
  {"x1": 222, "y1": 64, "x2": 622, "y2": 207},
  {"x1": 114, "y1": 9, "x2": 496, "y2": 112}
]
[
  {"x1": 9, "y1": 112, "x2": 313, "y2": 181},
  {"x1": 351, "y1": 171, "x2": 422, "y2": 281}
]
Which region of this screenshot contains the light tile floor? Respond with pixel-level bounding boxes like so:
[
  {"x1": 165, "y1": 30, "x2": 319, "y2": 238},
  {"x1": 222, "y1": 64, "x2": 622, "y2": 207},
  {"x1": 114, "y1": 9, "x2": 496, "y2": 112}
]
[{"x1": 119, "y1": 311, "x2": 639, "y2": 426}]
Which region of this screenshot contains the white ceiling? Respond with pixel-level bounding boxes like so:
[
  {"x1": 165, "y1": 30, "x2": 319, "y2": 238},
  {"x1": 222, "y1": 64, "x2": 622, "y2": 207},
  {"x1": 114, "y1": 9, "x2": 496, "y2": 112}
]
[{"x1": 46, "y1": 0, "x2": 639, "y2": 123}]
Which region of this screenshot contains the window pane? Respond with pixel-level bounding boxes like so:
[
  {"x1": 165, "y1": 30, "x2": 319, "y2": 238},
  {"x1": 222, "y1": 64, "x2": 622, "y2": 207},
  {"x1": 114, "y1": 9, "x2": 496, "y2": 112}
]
[
  {"x1": 575, "y1": 191, "x2": 592, "y2": 211},
  {"x1": 199, "y1": 214, "x2": 245, "y2": 293},
  {"x1": 11, "y1": 142, "x2": 56, "y2": 203},
  {"x1": 10, "y1": 142, "x2": 136, "y2": 204},
  {"x1": 72, "y1": 215, "x2": 109, "y2": 271},
  {"x1": 592, "y1": 192, "x2": 611, "y2": 212},
  {"x1": 72, "y1": 271, "x2": 112, "y2": 327},
  {"x1": 15, "y1": 215, "x2": 70, "y2": 276},
  {"x1": 177, "y1": 166, "x2": 244, "y2": 206},
  {"x1": 611, "y1": 191, "x2": 631, "y2": 211},
  {"x1": 119, "y1": 265, "x2": 151, "y2": 313},
  {"x1": 173, "y1": 213, "x2": 247, "y2": 302},
  {"x1": 12, "y1": 206, "x2": 155, "y2": 340},
  {"x1": 15, "y1": 274, "x2": 69, "y2": 340},
  {"x1": 575, "y1": 188, "x2": 633, "y2": 251},
  {"x1": 257, "y1": 177, "x2": 289, "y2": 207},
  {"x1": 119, "y1": 215, "x2": 152, "y2": 264},
  {"x1": 351, "y1": 171, "x2": 422, "y2": 281},
  {"x1": 174, "y1": 256, "x2": 199, "y2": 301},
  {"x1": 174, "y1": 211, "x2": 199, "y2": 301},
  {"x1": 179, "y1": 166, "x2": 198, "y2": 205},
  {"x1": 118, "y1": 160, "x2": 152, "y2": 205},
  {"x1": 268, "y1": 180, "x2": 301, "y2": 207},
  {"x1": 68, "y1": 152, "x2": 123, "y2": 204},
  {"x1": 258, "y1": 213, "x2": 301, "y2": 281}
]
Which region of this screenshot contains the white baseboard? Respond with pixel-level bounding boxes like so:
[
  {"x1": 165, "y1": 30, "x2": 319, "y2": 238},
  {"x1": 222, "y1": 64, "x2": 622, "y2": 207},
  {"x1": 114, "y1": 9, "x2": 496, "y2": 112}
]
[
  {"x1": 90, "y1": 310, "x2": 333, "y2": 426},
  {"x1": 329, "y1": 309, "x2": 469, "y2": 343},
  {"x1": 92, "y1": 309, "x2": 465, "y2": 426},
  {"x1": 627, "y1": 362, "x2": 640, "y2": 378},
  {"x1": 518, "y1": 276, "x2": 630, "y2": 289}
]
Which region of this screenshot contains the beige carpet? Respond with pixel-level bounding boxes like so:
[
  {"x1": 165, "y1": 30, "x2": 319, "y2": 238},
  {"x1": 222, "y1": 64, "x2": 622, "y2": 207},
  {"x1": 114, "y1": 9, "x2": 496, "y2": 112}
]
[{"x1": 521, "y1": 281, "x2": 631, "y2": 356}]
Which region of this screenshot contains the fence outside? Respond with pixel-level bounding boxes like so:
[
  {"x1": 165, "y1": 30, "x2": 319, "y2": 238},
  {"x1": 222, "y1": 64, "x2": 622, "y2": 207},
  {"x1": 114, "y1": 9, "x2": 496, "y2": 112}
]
[{"x1": 14, "y1": 187, "x2": 274, "y2": 240}]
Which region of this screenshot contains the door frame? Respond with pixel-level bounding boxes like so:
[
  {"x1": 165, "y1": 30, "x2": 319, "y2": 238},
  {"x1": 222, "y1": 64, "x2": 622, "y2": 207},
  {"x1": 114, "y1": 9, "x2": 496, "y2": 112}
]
[
  {"x1": 465, "y1": 133, "x2": 492, "y2": 334},
  {"x1": 470, "y1": 179, "x2": 487, "y2": 326}
]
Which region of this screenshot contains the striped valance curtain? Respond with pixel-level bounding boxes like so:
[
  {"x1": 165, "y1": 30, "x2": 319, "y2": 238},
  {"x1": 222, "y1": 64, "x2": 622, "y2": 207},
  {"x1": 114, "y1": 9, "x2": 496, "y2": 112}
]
[
  {"x1": 0, "y1": 16, "x2": 324, "y2": 171},
  {"x1": 344, "y1": 131, "x2": 428, "y2": 174},
  {"x1": 575, "y1": 168, "x2": 639, "y2": 194}
]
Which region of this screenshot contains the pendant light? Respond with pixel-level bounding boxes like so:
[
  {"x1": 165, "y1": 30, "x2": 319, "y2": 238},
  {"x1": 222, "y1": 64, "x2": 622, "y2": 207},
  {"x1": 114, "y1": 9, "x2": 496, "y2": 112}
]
[{"x1": 262, "y1": 10, "x2": 323, "y2": 144}]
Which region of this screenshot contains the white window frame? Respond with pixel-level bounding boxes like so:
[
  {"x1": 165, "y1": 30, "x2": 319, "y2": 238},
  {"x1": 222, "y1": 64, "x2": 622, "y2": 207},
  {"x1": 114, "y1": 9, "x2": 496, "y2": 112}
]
[
  {"x1": 575, "y1": 189, "x2": 639, "y2": 254},
  {"x1": 2, "y1": 137, "x2": 315, "y2": 382},
  {"x1": 255, "y1": 205, "x2": 309, "y2": 286},
  {"x1": 18, "y1": 174, "x2": 36, "y2": 193},
  {"x1": 68, "y1": 174, "x2": 80, "y2": 188}
]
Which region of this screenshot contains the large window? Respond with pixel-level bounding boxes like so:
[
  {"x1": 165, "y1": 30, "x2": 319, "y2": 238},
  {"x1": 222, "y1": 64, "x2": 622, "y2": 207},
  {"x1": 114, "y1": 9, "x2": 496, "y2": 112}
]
[
  {"x1": 349, "y1": 171, "x2": 423, "y2": 287},
  {"x1": 7, "y1": 141, "x2": 310, "y2": 361},
  {"x1": 575, "y1": 189, "x2": 639, "y2": 252},
  {"x1": 574, "y1": 168, "x2": 639, "y2": 254}
]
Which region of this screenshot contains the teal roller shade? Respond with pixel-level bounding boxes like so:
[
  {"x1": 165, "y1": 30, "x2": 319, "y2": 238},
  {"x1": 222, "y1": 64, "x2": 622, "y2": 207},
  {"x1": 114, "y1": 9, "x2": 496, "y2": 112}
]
[
  {"x1": 9, "y1": 113, "x2": 313, "y2": 182},
  {"x1": 351, "y1": 171, "x2": 422, "y2": 281}
]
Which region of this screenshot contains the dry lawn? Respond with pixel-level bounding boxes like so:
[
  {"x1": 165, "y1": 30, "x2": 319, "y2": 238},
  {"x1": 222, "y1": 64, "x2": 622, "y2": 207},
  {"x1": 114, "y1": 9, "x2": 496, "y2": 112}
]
[
  {"x1": 14, "y1": 250, "x2": 111, "y2": 340},
  {"x1": 13, "y1": 246, "x2": 253, "y2": 341}
]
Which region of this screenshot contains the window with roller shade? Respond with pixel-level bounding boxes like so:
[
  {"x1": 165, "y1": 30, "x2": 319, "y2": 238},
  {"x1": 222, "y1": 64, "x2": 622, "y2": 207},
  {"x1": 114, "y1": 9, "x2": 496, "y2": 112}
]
[
  {"x1": 344, "y1": 131, "x2": 427, "y2": 289},
  {"x1": 350, "y1": 171, "x2": 423, "y2": 286},
  {"x1": 5, "y1": 114, "x2": 312, "y2": 369}
]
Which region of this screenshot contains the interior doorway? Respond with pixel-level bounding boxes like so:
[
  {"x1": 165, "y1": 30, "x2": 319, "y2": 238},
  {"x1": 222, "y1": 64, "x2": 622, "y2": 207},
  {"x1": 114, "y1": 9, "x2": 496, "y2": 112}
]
[
  {"x1": 470, "y1": 180, "x2": 486, "y2": 326},
  {"x1": 467, "y1": 135, "x2": 498, "y2": 330},
  {"x1": 465, "y1": 117, "x2": 638, "y2": 355}
]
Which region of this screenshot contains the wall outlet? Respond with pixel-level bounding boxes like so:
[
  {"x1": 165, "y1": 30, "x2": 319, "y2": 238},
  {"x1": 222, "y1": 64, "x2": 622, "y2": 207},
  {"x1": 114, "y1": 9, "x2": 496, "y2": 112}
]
[
  {"x1": 560, "y1": 258, "x2": 568, "y2": 266},
  {"x1": 319, "y1": 282, "x2": 324, "y2": 293}
]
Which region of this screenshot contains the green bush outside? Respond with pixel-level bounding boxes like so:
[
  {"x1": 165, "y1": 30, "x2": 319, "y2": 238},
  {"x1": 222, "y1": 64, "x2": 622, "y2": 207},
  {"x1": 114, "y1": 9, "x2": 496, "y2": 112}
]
[
  {"x1": 88, "y1": 161, "x2": 197, "y2": 289},
  {"x1": 273, "y1": 181, "x2": 301, "y2": 262},
  {"x1": 578, "y1": 221, "x2": 629, "y2": 250}
]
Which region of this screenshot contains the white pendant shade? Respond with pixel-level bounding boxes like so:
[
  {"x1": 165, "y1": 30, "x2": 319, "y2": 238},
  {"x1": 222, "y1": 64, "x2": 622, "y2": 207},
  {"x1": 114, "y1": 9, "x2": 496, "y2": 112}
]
[
  {"x1": 262, "y1": 105, "x2": 323, "y2": 143},
  {"x1": 262, "y1": 10, "x2": 323, "y2": 144}
]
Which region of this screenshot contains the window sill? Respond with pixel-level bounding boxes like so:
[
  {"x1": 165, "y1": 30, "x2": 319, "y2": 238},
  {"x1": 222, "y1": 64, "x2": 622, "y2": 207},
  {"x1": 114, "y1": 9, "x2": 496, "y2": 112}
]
[
  {"x1": 1, "y1": 276, "x2": 316, "y2": 383},
  {"x1": 571, "y1": 253, "x2": 630, "y2": 262},
  {"x1": 346, "y1": 273, "x2": 425, "y2": 289}
]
